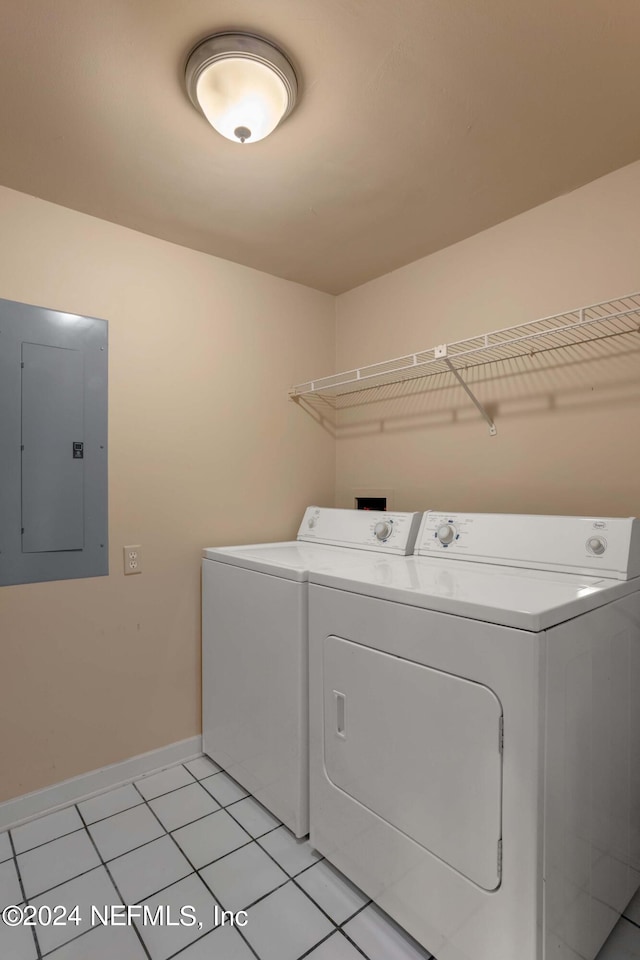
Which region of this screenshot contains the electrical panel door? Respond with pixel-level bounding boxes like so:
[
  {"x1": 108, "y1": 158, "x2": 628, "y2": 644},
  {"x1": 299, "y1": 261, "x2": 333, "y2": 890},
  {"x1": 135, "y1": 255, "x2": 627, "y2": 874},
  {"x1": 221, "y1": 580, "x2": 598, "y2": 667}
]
[{"x1": 0, "y1": 298, "x2": 108, "y2": 585}]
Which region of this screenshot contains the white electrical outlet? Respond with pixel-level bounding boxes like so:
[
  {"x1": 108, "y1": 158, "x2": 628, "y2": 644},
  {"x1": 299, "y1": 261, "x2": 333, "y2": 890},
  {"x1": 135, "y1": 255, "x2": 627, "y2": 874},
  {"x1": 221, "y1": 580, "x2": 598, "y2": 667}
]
[{"x1": 124, "y1": 545, "x2": 142, "y2": 575}]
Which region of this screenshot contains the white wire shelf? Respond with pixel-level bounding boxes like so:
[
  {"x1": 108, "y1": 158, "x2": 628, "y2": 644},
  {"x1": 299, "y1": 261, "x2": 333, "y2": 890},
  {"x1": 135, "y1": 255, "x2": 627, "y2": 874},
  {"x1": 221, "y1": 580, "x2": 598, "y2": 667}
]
[{"x1": 290, "y1": 292, "x2": 640, "y2": 403}]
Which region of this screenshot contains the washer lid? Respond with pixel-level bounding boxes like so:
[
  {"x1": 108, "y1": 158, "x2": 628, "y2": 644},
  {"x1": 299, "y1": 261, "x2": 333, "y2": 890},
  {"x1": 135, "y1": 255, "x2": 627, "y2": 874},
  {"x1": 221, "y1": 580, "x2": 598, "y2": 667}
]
[
  {"x1": 203, "y1": 542, "x2": 323, "y2": 581},
  {"x1": 309, "y1": 554, "x2": 639, "y2": 631},
  {"x1": 202, "y1": 541, "x2": 413, "y2": 582}
]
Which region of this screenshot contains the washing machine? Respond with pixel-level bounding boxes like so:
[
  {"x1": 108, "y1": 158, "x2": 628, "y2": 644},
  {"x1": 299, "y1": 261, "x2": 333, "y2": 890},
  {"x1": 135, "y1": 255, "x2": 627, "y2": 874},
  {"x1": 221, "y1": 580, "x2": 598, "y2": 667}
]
[
  {"x1": 308, "y1": 511, "x2": 640, "y2": 960},
  {"x1": 202, "y1": 506, "x2": 421, "y2": 837}
]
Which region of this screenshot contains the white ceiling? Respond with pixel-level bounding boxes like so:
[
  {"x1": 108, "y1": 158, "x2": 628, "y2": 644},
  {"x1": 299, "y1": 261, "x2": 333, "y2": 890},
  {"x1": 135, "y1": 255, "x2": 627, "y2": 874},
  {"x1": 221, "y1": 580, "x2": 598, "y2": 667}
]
[{"x1": 1, "y1": 0, "x2": 639, "y2": 293}]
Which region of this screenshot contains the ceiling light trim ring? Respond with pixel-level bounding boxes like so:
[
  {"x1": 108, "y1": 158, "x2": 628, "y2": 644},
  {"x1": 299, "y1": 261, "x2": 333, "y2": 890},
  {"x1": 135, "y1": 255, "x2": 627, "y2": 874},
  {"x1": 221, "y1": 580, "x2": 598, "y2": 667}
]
[{"x1": 185, "y1": 32, "x2": 298, "y2": 128}]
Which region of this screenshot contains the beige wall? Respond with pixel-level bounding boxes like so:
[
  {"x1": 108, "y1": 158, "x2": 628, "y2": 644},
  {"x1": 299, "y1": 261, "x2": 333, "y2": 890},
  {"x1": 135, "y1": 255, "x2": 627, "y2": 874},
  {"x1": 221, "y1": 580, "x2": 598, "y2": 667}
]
[
  {"x1": 3, "y1": 155, "x2": 640, "y2": 804},
  {"x1": 335, "y1": 160, "x2": 640, "y2": 518},
  {"x1": 0, "y1": 186, "x2": 335, "y2": 803}
]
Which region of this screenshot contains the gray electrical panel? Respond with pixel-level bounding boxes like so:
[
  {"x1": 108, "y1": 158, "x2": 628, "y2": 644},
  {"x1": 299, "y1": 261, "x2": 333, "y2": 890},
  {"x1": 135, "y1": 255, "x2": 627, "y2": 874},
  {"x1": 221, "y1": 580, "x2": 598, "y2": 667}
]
[{"x1": 0, "y1": 298, "x2": 108, "y2": 586}]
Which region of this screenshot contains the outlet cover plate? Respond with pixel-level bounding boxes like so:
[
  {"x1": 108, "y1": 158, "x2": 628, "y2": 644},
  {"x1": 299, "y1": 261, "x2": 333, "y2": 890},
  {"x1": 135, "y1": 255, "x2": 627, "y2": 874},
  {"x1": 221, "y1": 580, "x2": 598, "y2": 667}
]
[{"x1": 124, "y1": 544, "x2": 142, "y2": 575}]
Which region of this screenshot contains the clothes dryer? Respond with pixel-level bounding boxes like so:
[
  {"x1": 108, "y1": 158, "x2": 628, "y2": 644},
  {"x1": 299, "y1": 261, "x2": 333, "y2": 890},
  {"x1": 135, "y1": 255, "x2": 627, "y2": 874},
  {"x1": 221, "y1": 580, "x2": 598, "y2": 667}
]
[
  {"x1": 202, "y1": 506, "x2": 421, "y2": 836},
  {"x1": 308, "y1": 511, "x2": 640, "y2": 960}
]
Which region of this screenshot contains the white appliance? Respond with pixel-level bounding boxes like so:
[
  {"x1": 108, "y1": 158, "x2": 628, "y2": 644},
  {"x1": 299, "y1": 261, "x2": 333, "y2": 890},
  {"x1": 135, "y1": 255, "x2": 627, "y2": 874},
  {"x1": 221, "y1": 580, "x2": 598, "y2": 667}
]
[
  {"x1": 308, "y1": 512, "x2": 640, "y2": 960},
  {"x1": 202, "y1": 506, "x2": 421, "y2": 837}
]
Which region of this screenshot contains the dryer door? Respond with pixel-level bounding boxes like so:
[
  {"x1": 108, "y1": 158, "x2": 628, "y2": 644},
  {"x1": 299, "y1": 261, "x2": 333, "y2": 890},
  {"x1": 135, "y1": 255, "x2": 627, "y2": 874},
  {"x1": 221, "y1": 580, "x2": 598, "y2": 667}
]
[{"x1": 323, "y1": 635, "x2": 503, "y2": 891}]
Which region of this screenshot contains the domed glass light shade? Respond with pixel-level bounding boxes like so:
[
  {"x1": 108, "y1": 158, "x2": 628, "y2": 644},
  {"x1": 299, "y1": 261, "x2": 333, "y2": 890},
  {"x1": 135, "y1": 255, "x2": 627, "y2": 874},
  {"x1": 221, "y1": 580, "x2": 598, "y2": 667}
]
[{"x1": 185, "y1": 33, "x2": 298, "y2": 144}]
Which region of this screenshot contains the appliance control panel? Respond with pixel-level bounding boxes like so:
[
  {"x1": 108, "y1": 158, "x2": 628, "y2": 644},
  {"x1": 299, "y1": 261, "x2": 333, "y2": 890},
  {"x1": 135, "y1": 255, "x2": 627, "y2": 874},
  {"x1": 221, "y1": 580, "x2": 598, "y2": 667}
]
[
  {"x1": 415, "y1": 512, "x2": 640, "y2": 580},
  {"x1": 297, "y1": 507, "x2": 422, "y2": 555}
]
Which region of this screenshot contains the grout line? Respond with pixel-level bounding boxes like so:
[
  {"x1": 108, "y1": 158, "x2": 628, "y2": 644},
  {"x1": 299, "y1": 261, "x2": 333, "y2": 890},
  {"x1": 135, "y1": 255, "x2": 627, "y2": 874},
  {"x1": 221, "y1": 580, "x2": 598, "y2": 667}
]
[
  {"x1": 7, "y1": 830, "x2": 27, "y2": 903},
  {"x1": 338, "y1": 899, "x2": 372, "y2": 928},
  {"x1": 10, "y1": 823, "x2": 84, "y2": 858},
  {"x1": 147, "y1": 804, "x2": 223, "y2": 835},
  {"x1": 203, "y1": 856, "x2": 369, "y2": 960},
  {"x1": 176, "y1": 855, "x2": 266, "y2": 960},
  {"x1": 174, "y1": 766, "x2": 409, "y2": 959},
  {"x1": 134, "y1": 771, "x2": 198, "y2": 804},
  {"x1": 74, "y1": 803, "x2": 153, "y2": 960},
  {"x1": 90, "y1": 788, "x2": 261, "y2": 909},
  {"x1": 7, "y1": 768, "x2": 208, "y2": 856},
  {"x1": 2, "y1": 756, "x2": 204, "y2": 838},
  {"x1": 87, "y1": 806, "x2": 200, "y2": 908},
  {"x1": 38, "y1": 916, "x2": 99, "y2": 957},
  {"x1": 26, "y1": 793, "x2": 204, "y2": 953},
  {"x1": 165, "y1": 911, "x2": 261, "y2": 960},
  {"x1": 5, "y1": 771, "x2": 275, "y2": 901},
  {"x1": 218, "y1": 794, "x2": 250, "y2": 810},
  {"x1": 85, "y1": 773, "x2": 204, "y2": 827},
  {"x1": 21, "y1": 825, "x2": 185, "y2": 903},
  {"x1": 294, "y1": 929, "x2": 339, "y2": 960},
  {"x1": 77, "y1": 800, "x2": 143, "y2": 828},
  {"x1": 219, "y1": 806, "x2": 345, "y2": 948},
  {"x1": 339, "y1": 933, "x2": 376, "y2": 960},
  {"x1": 283, "y1": 871, "x2": 341, "y2": 929},
  {"x1": 9, "y1": 761, "x2": 637, "y2": 960},
  {"x1": 338, "y1": 904, "x2": 431, "y2": 960},
  {"x1": 147, "y1": 768, "x2": 307, "y2": 960},
  {"x1": 179, "y1": 763, "x2": 200, "y2": 779},
  {"x1": 198, "y1": 775, "x2": 249, "y2": 803},
  {"x1": 286, "y1": 855, "x2": 326, "y2": 881},
  {"x1": 184, "y1": 832, "x2": 259, "y2": 874},
  {"x1": 22, "y1": 872, "x2": 109, "y2": 956},
  {"x1": 134, "y1": 781, "x2": 262, "y2": 960},
  {"x1": 206, "y1": 802, "x2": 376, "y2": 960},
  {"x1": 241, "y1": 875, "x2": 292, "y2": 911},
  {"x1": 8, "y1": 829, "x2": 43, "y2": 960},
  {"x1": 3, "y1": 762, "x2": 232, "y2": 855},
  {"x1": 204, "y1": 817, "x2": 282, "y2": 847},
  {"x1": 178, "y1": 834, "x2": 257, "y2": 874},
  {"x1": 337, "y1": 918, "x2": 376, "y2": 960},
  {"x1": 198, "y1": 850, "x2": 291, "y2": 915},
  {"x1": 252, "y1": 832, "x2": 325, "y2": 881},
  {"x1": 6, "y1": 761, "x2": 380, "y2": 960},
  {"x1": 25, "y1": 863, "x2": 109, "y2": 904},
  {"x1": 145, "y1": 795, "x2": 247, "y2": 834}
]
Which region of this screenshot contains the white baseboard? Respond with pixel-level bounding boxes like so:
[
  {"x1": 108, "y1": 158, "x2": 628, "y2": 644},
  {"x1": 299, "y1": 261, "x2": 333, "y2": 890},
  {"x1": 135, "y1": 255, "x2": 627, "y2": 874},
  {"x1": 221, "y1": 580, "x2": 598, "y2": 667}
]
[{"x1": 0, "y1": 735, "x2": 202, "y2": 832}]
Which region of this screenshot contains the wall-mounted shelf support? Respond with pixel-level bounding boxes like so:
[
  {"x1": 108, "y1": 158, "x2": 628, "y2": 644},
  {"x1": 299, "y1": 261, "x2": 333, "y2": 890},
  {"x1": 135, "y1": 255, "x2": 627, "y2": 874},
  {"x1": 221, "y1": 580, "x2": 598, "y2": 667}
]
[
  {"x1": 289, "y1": 292, "x2": 640, "y2": 436},
  {"x1": 442, "y1": 356, "x2": 497, "y2": 436}
]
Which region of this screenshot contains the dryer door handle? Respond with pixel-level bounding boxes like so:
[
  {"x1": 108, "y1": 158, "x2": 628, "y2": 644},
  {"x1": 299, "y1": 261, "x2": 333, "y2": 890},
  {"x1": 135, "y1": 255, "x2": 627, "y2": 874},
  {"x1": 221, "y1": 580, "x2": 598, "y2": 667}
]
[{"x1": 333, "y1": 690, "x2": 347, "y2": 739}]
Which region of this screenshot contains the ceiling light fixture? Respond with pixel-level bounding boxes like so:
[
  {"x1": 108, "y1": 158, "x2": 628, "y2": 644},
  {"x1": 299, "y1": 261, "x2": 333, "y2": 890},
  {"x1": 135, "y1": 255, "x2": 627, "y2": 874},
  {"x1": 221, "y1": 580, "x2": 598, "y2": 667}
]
[{"x1": 185, "y1": 32, "x2": 298, "y2": 145}]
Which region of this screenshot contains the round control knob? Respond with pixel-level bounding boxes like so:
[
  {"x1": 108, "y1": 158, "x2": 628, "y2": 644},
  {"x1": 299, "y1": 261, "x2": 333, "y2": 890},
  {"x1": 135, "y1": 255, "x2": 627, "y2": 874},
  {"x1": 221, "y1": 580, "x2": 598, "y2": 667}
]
[
  {"x1": 437, "y1": 523, "x2": 456, "y2": 545},
  {"x1": 308, "y1": 517, "x2": 317, "y2": 528},
  {"x1": 374, "y1": 520, "x2": 393, "y2": 542},
  {"x1": 587, "y1": 536, "x2": 606, "y2": 556}
]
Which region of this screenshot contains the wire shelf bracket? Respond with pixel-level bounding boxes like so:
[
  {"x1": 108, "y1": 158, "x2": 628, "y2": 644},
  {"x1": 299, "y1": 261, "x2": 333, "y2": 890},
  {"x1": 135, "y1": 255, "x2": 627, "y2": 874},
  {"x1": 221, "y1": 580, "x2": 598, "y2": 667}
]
[
  {"x1": 289, "y1": 291, "x2": 640, "y2": 437},
  {"x1": 441, "y1": 353, "x2": 497, "y2": 436}
]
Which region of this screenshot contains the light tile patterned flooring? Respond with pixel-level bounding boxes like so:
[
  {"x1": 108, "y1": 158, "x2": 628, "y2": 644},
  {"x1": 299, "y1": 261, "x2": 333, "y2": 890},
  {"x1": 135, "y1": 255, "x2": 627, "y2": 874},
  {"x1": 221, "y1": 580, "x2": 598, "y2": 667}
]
[{"x1": 1, "y1": 757, "x2": 639, "y2": 960}]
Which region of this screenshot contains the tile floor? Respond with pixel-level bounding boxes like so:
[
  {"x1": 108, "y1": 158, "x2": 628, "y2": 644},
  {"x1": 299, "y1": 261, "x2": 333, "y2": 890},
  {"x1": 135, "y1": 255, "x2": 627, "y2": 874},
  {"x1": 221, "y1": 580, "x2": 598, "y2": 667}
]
[{"x1": 1, "y1": 757, "x2": 639, "y2": 960}]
